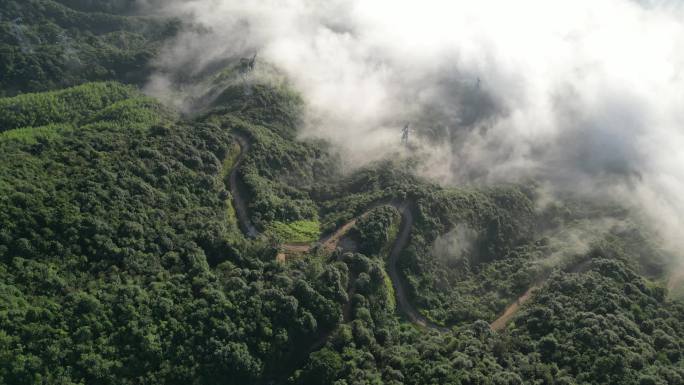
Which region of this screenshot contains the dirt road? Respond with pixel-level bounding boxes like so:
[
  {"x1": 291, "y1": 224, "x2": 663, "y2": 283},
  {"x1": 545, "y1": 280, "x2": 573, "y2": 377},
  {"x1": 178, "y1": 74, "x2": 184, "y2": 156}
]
[{"x1": 490, "y1": 286, "x2": 538, "y2": 331}]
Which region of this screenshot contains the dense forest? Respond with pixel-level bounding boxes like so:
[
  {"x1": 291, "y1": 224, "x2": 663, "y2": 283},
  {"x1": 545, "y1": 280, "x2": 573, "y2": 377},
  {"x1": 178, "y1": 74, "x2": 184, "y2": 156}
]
[{"x1": 1, "y1": 1, "x2": 683, "y2": 385}]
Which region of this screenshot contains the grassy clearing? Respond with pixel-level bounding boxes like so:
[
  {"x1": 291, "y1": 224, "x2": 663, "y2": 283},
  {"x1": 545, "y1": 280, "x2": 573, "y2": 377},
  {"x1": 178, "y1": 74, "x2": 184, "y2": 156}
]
[{"x1": 268, "y1": 220, "x2": 321, "y2": 243}]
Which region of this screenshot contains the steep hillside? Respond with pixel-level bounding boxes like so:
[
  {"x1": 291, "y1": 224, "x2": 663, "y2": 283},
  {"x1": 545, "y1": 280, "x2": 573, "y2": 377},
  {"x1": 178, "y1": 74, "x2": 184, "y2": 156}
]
[
  {"x1": 0, "y1": 2, "x2": 683, "y2": 385},
  {"x1": 0, "y1": 0, "x2": 178, "y2": 96}
]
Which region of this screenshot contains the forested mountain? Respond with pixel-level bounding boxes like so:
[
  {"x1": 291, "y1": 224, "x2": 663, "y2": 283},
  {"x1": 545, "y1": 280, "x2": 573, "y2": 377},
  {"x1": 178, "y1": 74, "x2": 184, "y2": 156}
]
[
  {"x1": 0, "y1": 0, "x2": 177, "y2": 96},
  {"x1": 1, "y1": 2, "x2": 682, "y2": 385}
]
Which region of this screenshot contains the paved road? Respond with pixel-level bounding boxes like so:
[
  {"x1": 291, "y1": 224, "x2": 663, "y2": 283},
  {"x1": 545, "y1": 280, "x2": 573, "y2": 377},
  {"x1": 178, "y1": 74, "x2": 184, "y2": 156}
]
[
  {"x1": 228, "y1": 134, "x2": 259, "y2": 238},
  {"x1": 386, "y1": 204, "x2": 450, "y2": 332}
]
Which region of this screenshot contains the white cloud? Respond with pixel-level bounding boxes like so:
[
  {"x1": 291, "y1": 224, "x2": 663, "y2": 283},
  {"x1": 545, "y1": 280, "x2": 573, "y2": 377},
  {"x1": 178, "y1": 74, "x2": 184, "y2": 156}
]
[{"x1": 141, "y1": 0, "x2": 684, "y2": 253}]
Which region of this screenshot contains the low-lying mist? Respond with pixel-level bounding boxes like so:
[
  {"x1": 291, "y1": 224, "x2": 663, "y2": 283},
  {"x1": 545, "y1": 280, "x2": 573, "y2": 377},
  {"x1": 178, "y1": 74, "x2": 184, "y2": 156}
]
[{"x1": 136, "y1": 0, "x2": 684, "y2": 261}]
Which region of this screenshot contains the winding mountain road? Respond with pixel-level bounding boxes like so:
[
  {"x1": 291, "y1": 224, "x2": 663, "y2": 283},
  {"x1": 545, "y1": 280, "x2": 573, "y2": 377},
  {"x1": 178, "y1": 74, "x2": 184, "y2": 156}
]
[
  {"x1": 226, "y1": 133, "x2": 530, "y2": 334},
  {"x1": 386, "y1": 204, "x2": 450, "y2": 332},
  {"x1": 228, "y1": 134, "x2": 259, "y2": 238},
  {"x1": 226, "y1": 134, "x2": 440, "y2": 328}
]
